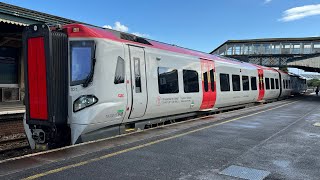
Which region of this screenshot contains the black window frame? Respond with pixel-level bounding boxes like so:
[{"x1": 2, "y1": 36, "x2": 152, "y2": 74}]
[
  {"x1": 183, "y1": 69, "x2": 199, "y2": 93},
  {"x1": 220, "y1": 73, "x2": 230, "y2": 92},
  {"x1": 265, "y1": 78, "x2": 270, "y2": 90},
  {"x1": 70, "y1": 40, "x2": 95, "y2": 86},
  {"x1": 251, "y1": 76, "x2": 257, "y2": 90},
  {"x1": 232, "y1": 74, "x2": 241, "y2": 91},
  {"x1": 158, "y1": 67, "x2": 179, "y2": 94},
  {"x1": 203, "y1": 72, "x2": 209, "y2": 92},
  {"x1": 242, "y1": 75, "x2": 249, "y2": 91},
  {"x1": 114, "y1": 56, "x2": 125, "y2": 84},
  {"x1": 271, "y1": 78, "x2": 275, "y2": 89},
  {"x1": 134, "y1": 57, "x2": 142, "y2": 93},
  {"x1": 210, "y1": 69, "x2": 215, "y2": 91}
]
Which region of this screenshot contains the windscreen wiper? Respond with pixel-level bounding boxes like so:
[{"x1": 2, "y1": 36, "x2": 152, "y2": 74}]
[{"x1": 83, "y1": 44, "x2": 96, "y2": 88}]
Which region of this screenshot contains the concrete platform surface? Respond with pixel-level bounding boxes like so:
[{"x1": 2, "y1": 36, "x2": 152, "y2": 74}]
[
  {"x1": 0, "y1": 102, "x2": 25, "y2": 116},
  {"x1": 1, "y1": 95, "x2": 320, "y2": 180}
]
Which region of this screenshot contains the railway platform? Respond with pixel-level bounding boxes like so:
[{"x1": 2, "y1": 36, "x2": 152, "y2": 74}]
[
  {"x1": 1, "y1": 95, "x2": 320, "y2": 180},
  {"x1": 0, "y1": 102, "x2": 25, "y2": 117}
]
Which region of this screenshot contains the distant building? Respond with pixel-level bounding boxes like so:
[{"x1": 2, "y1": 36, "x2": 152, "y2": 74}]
[{"x1": 299, "y1": 74, "x2": 320, "y2": 80}]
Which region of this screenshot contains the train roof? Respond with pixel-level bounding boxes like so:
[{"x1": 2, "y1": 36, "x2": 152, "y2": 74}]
[{"x1": 63, "y1": 24, "x2": 269, "y2": 70}]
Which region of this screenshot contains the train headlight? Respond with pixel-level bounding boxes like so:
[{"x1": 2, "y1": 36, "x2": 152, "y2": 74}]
[{"x1": 73, "y1": 95, "x2": 98, "y2": 112}]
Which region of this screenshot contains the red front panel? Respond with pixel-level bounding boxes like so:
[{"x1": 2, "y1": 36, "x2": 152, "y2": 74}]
[
  {"x1": 257, "y1": 69, "x2": 265, "y2": 101},
  {"x1": 200, "y1": 59, "x2": 216, "y2": 110},
  {"x1": 27, "y1": 37, "x2": 48, "y2": 120}
]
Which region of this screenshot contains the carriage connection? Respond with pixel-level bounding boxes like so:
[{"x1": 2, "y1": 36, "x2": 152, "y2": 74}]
[{"x1": 22, "y1": 24, "x2": 307, "y2": 149}]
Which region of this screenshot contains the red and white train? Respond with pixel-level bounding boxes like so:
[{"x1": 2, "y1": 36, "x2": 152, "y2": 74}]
[{"x1": 23, "y1": 24, "x2": 306, "y2": 149}]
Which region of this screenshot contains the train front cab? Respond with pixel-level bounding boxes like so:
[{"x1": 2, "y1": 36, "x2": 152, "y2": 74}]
[{"x1": 23, "y1": 24, "x2": 70, "y2": 149}]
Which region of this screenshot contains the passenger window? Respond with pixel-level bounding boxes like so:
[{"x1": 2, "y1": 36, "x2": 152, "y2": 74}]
[
  {"x1": 114, "y1": 57, "x2": 125, "y2": 84},
  {"x1": 242, "y1": 76, "x2": 249, "y2": 91},
  {"x1": 289, "y1": 80, "x2": 291, "y2": 89},
  {"x1": 210, "y1": 69, "x2": 214, "y2": 91},
  {"x1": 203, "y1": 72, "x2": 208, "y2": 92},
  {"x1": 283, "y1": 80, "x2": 285, "y2": 89},
  {"x1": 265, "y1": 78, "x2": 270, "y2": 90},
  {"x1": 251, "y1": 76, "x2": 257, "y2": 90},
  {"x1": 220, "y1": 73, "x2": 230, "y2": 92},
  {"x1": 183, "y1": 70, "x2": 199, "y2": 93},
  {"x1": 286, "y1": 80, "x2": 289, "y2": 89},
  {"x1": 232, "y1": 75, "x2": 241, "y2": 91},
  {"x1": 158, "y1": 67, "x2": 179, "y2": 94},
  {"x1": 271, "y1": 78, "x2": 275, "y2": 89},
  {"x1": 134, "y1": 58, "x2": 142, "y2": 93},
  {"x1": 275, "y1": 79, "x2": 279, "y2": 89}
]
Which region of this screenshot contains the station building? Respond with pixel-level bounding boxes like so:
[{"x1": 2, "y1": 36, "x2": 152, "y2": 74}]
[{"x1": 0, "y1": 2, "x2": 80, "y2": 104}]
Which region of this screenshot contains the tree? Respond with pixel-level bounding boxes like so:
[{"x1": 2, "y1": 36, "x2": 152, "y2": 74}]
[
  {"x1": 307, "y1": 79, "x2": 320, "y2": 87},
  {"x1": 279, "y1": 66, "x2": 288, "y2": 73}
]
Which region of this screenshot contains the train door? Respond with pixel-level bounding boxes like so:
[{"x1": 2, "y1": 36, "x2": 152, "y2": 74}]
[
  {"x1": 257, "y1": 69, "x2": 265, "y2": 101},
  {"x1": 200, "y1": 59, "x2": 216, "y2": 110},
  {"x1": 277, "y1": 72, "x2": 283, "y2": 98},
  {"x1": 128, "y1": 46, "x2": 148, "y2": 119}
]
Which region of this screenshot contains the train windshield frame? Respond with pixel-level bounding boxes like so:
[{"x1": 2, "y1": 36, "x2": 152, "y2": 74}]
[{"x1": 70, "y1": 40, "x2": 95, "y2": 86}]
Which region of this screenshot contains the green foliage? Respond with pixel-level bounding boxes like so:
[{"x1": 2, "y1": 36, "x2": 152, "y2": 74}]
[
  {"x1": 279, "y1": 66, "x2": 288, "y2": 73},
  {"x1": 307, "y1": 79, "x2": 320, "y2": 87}
]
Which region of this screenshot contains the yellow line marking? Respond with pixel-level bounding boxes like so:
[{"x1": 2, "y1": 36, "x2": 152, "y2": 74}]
[{"x1": 22, "y1": 100, "x2": 298, "y2": 180}]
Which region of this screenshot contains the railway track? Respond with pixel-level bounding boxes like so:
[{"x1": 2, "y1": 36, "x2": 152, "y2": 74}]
[{"x1": 0, "y1": 136, "x2": 29, "y2": 153}]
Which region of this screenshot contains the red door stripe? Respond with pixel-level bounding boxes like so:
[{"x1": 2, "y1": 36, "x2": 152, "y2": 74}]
[
  {"x1": 257, "y1": 69, "x2": 265, "y2": 101},
  {"x1": 200, "y1": 59, "x2": 216, "y2": 110},
  {"x1": 27, "y1": 37, "x2": 48, "y2": 120}
]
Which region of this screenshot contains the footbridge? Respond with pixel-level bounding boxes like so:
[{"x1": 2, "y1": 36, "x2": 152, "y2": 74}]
[{"x1": 211, "y1": 37, "x2": 320, "y2": 72}]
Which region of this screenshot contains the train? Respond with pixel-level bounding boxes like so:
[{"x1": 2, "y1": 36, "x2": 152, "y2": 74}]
[{"x1": 22, "y1": 24, "x2": 307, "y2": 149}]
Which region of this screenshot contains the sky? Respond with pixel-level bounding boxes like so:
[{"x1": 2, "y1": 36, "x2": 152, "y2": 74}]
[{"x1": 2, "y1": 0, "x2": 320, "y2": 74}]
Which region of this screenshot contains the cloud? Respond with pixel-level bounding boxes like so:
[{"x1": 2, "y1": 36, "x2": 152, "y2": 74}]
[
  {"x1": 279, "y1": 4, "x2": 320, "y2": 22},
  {"x1": 264, "y1": 0, "x2": 272, "y2": 4},
  {"x1": 103, "y1": 21, "x2": 128, "y2": 32},
  {"x1": 103, "y1": 21, "x2": 150, "y2": 37},
  {"x1": 102, "y1": 25, "x2": 112, "y2": 29}
]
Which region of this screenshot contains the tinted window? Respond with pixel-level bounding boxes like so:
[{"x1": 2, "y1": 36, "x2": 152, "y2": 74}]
[
  {"x1": 242, "y1": 76, "x2": 249, "y2": 91},
  {"x1": 183, "y1": 70, "x2": 199, "y2": 93},
  {"x1": 251, "y1": 76, "x2": 257, "y2": 90},
  {"x1": 258, "y1": 74, "x2": 262, "y2": 90},
  {"x1": 220, "y1": 73, "x2": 230, "y2": 91},
  {"x1": 283, "y1": 80, "x2": 286, "y2": 89},
  {"x1": 275, "y1": 79, "x2": 279, "y2": 89},
  {"x1": 114, "y1": 57, "x2": 125, "y2": 84},
  {"x1": 203, "y1": 72, "x2": 208, "y2": 92},
  {"x1": 271, "y1": 78, "x2": 275, "y2": 89},
  {"x1": 210, "y1": 69, "x2": 214, "y2": 91},
  {"x1": 265, "y1": 78, "x2": 270, "y2": 90},
  {"x1": 288, "y1": 80, "x2": 291, "y2": 89},
  {"x1": 70, "y1": 41, "x2": 94, "y2": 86},
  {"x1": 232, "y1": 75, "x2": 241, "y2": 91},
  {"x1": 158, "y1": 67, "x2": 179, "y2": 94},
  {"x1": 134, "y1": 58, "x2": 142, "y2": 93}
]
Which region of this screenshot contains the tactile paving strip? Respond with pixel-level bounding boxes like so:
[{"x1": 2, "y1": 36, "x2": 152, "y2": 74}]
[{"x1": 219, "y1": 165, "x2": 270, "y2": 180}]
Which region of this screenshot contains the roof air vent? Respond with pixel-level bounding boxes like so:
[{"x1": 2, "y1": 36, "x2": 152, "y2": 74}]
[{"x1": 120, "y1": 33, "x2": 152, "y2": 46}]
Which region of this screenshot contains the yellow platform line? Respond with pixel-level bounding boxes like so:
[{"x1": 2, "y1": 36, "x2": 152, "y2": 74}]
[{"x1": 22, "y1": 100, "x2": 298, "y2": 180}]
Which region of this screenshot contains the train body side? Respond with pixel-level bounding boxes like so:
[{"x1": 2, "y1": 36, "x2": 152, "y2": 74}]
[{"x1": 23, "y1": 23, "x2": 299, "y2": 148}]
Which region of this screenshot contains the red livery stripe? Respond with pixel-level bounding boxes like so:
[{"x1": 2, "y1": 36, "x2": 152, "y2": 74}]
[{"x1": 27, "y1": 37, "x2": 48, "y2": 120}]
